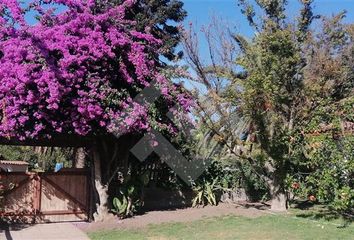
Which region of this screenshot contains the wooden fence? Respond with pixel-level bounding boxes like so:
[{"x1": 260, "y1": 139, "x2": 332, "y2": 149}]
[{"x1": 0, "y1": 169, "x2": 90, "y2": 223}]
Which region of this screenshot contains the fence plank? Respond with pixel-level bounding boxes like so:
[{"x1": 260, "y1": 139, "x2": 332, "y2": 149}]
[
  {"x1": 41, "y1": 175, "x2": 87, "y2": 211},
  {"x1": 1, "y1": 169, "x2": 90, "y2": 223}
]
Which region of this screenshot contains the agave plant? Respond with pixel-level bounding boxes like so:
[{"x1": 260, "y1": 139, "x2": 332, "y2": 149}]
[
  {"x1": 112, "y1": 171, "x2": 150, "y2": 218},
  {"x1": 112, "y1": 190, "x2": 128, "y2": 217},
  {"x1": 192, "y1": 178, "x2": 219, "y2": 207},
  {"x1": 112, "y1": 183, "x2": 143, "y2": 218}
]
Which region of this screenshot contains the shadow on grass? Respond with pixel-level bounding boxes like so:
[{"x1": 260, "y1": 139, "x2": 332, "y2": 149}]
[
  {"x1": 238, "y1": 201, "x2": 270, "y2": 211},
  {"x1": 291, "y1": 200, "x2": 353, "y2": 228}
]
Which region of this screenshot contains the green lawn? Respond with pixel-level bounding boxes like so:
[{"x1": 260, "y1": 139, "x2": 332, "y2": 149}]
[{"x1": 88, "y1": 212, "x2": 354, "y2": 240}]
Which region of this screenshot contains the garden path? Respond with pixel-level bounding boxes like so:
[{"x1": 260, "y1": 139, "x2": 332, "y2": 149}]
[{"x1": 0, "y1": 222, "x2": 89, "y2": 240}]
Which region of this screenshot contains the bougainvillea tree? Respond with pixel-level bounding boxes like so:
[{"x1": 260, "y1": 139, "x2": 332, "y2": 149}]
[
  {"x1": 0, "y1": 0, "x2": 192, "y2": 219},
  {"x1": 0, "y1": 0, "x2": 191, "y2": 138}
]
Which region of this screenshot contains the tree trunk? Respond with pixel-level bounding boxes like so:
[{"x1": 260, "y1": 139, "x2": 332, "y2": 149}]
[
  {"x1": 265, "y1": 159, "x2": 288, "y2": 212},
  {"x1": 73, "y1": 147, "x2": 86, "y2": 168},
  {"x1": 90, "y1": 134, "x2": 138, "y2": 221},
  {"x1": 92, "y1": 146, "x2": 109, "y2": 222},
  {"x1": 269, "y1": 177, "x2": 288, "y2": 212}
]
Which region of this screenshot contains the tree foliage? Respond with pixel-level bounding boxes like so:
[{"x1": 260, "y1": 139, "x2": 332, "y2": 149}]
[
  {"x1": 104, "y1": 0, "x2": 186, "y2": 61},
  {"x1": 0, "y1": 0, "x2": 191, "y2": 140},
  {"x1": 182, "y1": 0, "x2": 353, "y2": 212}
]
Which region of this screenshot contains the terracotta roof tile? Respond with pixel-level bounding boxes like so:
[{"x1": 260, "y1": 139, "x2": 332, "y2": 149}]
[{"x1": 0, "y1": 160, "x2": 29, "y2": 165}]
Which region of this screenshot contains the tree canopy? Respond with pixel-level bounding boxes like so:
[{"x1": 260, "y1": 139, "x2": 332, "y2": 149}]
[
  {"x1": 182, "y1": 0, "x2": 353, "y2": 212},
  {"x1": 0, "y1": 0, "x2": 191, "y2": 140}
]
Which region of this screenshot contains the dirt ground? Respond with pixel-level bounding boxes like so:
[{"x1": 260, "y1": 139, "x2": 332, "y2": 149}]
[{"x1": 76, "y1": 202, "x2": 270, "y2": 233}]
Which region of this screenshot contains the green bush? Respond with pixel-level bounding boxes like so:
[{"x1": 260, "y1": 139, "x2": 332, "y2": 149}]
[
  {"x1": 112, "y1": 182, "x2": 143, "y2": 218},
  {"x1": 192, "y1": 178, "x2": 219, "y2": 207},
  {"x1": 111, "y1": 172, "x2": 150, "y2": 218},
  {"x1": 287, "y1": 136, "x2": 353, "y2": 216},
  {"x1": 191, "y1": 161, "x2": 245, "y2": 207},
  {"x1": 332, "y1": 186, "x2": 354, "y2": 216}
]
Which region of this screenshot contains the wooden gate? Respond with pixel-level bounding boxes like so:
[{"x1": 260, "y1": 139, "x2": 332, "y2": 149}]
[{"x1": 0, "y1": 169, "x2": 91, "y2": 223}]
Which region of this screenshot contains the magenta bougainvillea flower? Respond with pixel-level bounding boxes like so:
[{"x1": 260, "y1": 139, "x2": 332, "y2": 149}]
[{"x1": 0, "y1": 0, "x2": 192, "y2": 140}]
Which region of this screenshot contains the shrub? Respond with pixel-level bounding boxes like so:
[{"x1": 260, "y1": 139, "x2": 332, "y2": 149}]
[
  {"x1": 287, "y1": 136, "x2": 353, "y2": 217},
  {"x1": 112, "y1": 182, "x2": 143, "y2": 219},
  {"x1": 111, "y1": 172, "x2": 150, "y2": 219}
]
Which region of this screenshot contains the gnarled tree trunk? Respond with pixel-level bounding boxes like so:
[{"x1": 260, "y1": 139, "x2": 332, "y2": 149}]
[
  {"x1": 91, "y1": 134, "x2": 138, "y2": 221},
  {"x1": 269, "y1": 177, "x2": 288, "y2": 212},
  {"x1": 91, "y1": 145, "x2": 109, "y2": 222},
  {"x1": 265, "y1": 160, "x2": 288, "y2": 212}
]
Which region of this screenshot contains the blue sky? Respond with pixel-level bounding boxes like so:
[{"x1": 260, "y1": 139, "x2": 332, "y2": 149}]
[
  {"x1": 181, "y1": 1, "x2": 354, "y2": 59},
  {"x1": 183, "y1": 0, "x2": 354, "y2": 36}
]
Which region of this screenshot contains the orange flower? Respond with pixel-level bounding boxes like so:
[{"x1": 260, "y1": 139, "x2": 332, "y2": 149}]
[
  {"x1": 291, "y1": 182, "x2": 300, "y2": 189},
  {"x1": 308, "y1": 195, "x2": 316, "y2": 202}
]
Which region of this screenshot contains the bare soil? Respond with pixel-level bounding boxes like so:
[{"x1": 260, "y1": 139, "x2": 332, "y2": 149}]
[{"x1": 76, "y1": 202, "x2": 269, "y2": 233}]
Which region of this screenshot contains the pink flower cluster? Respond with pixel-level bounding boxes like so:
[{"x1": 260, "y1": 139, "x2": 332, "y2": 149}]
[{"x1": 0, "y1": 0, "x2": 192, "y2": 139}]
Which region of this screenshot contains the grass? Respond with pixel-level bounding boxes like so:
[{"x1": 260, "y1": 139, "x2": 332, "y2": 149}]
[{"x1": 88, "y1": 210, "x2": 354, "y2": 240}]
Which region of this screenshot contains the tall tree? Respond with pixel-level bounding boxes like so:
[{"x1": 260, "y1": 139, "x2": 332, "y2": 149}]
[{"x1": 182, "y1": 0, "x2": 353, "y2": 211}]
